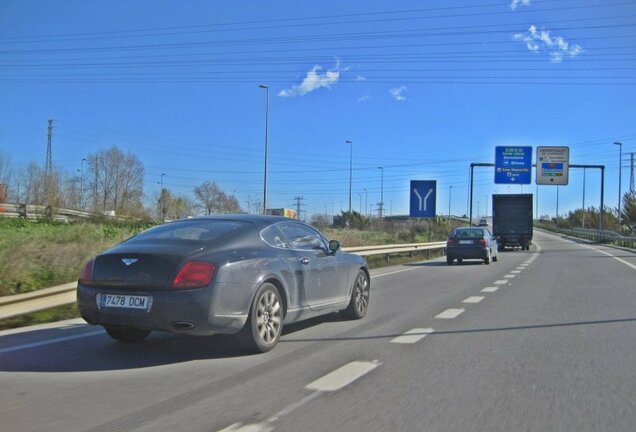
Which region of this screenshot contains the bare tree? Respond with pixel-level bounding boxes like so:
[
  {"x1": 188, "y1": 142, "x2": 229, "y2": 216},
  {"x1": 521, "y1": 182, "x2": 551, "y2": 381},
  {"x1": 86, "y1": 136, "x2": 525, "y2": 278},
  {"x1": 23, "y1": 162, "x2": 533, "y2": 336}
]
[
  {"x1": 218, "y1": 193, "x2": 242, "y2": 213},
  {"x1": 87, "y1": 147, "x2": 145, "y2": 216},
  {"x1": 193, "y1": 181, "x2": 243, "y2": 214},
  {"x1": 194, "y1": 181, "x2": 224, "y2": 215},
  {"x1": 0, "y1": 151, "x2": 12, "y2": 202}
]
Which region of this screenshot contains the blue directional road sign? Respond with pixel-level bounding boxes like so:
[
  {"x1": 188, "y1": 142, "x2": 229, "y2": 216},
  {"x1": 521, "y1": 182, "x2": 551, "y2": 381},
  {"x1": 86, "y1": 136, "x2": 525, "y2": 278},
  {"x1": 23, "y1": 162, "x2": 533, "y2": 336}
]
[
  {"x1": 410, "y1": 180, "x2": 436, "y2": 218},
  {"x1": 494, "y1": 146, "x2": 532, "y2": 184}
]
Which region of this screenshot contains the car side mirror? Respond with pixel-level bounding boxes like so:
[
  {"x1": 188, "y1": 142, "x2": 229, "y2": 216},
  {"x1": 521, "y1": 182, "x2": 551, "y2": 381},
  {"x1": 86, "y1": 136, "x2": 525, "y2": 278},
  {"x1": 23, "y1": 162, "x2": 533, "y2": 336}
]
[{"x1": 328, "y1": 240, "x2": 340, "y2": 254}]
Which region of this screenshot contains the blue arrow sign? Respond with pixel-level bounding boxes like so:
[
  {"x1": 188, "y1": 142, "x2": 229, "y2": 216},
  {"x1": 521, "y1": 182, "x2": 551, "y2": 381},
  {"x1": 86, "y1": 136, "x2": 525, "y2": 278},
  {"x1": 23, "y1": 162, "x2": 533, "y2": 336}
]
[
  {"x1": 410, "y1": 180, "x2": 436, "y2": 218},
  {"x1": 495, "y1": 146, "x2": 532, "y2": 184}
]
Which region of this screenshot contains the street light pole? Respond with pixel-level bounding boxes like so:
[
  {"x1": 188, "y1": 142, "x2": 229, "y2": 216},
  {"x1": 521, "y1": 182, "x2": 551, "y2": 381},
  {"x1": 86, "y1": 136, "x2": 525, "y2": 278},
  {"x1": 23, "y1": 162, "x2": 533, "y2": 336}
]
[
  {"x1": 346, "y1": 140, "x2": 352, "y2": 214},
  {"x1": 80, "y1": 158, "x2": 86, "y2": 210},
  {"x1": 614, "y1": 141, "x2": 622, "y2": 228},
  {"x1": 160, "y1": 173, "x2": 166, "y2": 220},
  {"x1": 378, "y1": 167, "x2": 384, "y2": 218},
  {"x1": 484, "y1": 194, "x2": 488, "y2": 218},
  {"x1": 363, "y1": 188, "x2": 368, "y2": 217},
  {"x1": 582, "y1": 168, "x2": 586, "y2": 228},
  {"x1": 448, "y1": 185, "x2": 453, "y2": 219},
  {"x1": 259, "y1": 84, "x2": 270, "y2": 214}
]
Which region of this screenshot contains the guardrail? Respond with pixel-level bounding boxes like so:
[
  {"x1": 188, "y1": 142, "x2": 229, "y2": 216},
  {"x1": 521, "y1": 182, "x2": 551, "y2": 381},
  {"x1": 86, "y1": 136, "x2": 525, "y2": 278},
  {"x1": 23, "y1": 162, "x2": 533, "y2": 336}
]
[
  {"x1": 0, "y1": 203, "x2": 131, "y2": 222},
  {"x1": 0, "y1": 241, "x2": 448, "y2": 320},
  {"x1": 536, "y1": 224, "x2": 636, "y2": 248}
]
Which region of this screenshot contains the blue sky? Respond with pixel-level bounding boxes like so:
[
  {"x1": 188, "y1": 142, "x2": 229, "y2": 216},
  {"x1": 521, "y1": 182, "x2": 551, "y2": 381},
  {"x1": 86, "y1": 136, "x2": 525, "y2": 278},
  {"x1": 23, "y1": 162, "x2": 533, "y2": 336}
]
[{"x1": 1, "y1": 0, "x2": 635, "y2": 219}]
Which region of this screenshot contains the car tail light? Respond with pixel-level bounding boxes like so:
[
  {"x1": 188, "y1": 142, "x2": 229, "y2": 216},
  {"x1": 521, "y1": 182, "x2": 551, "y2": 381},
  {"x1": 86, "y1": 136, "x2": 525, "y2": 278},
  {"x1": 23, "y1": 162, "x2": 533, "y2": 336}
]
[
  {"x1": 447, "y1": 239, "x2": 456, "y2": 247},
  {"x1": 79, "y1": 258, "x2": 95, "y2": 285},
  {"x1": 479, "y1": 238, "x2": 487, "y2": 247},
  {"x1": 172, "y1": 261, "x2": 215, "y2": 289}
]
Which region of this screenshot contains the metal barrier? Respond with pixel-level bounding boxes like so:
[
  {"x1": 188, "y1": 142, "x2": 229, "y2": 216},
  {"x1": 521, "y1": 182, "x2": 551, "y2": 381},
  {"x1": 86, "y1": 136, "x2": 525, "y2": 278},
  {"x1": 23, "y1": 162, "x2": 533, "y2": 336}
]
[
  {"x1": 0, "y1": 241, "x2": 448, "y2": 320},
  {"x1": 536, "y1": 224, "x2": 636, "y2": 248},
  {"x1": 0, "y1": 203, "x2": 131, "y2": 222}
]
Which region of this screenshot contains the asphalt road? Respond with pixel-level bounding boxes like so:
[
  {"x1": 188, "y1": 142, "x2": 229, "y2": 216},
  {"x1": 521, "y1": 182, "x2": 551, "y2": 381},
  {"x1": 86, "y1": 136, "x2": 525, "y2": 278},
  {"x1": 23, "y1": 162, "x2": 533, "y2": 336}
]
[{"x1": 2, "y1": 230, "x2": 636, "y2": 432}]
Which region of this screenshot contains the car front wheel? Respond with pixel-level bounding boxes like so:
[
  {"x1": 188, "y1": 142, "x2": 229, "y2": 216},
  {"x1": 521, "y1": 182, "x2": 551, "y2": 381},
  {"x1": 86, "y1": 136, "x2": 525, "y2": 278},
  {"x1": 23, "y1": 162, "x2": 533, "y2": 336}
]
[{"x1": 238, "y1": 283, "x2": 283, "y2": 353}]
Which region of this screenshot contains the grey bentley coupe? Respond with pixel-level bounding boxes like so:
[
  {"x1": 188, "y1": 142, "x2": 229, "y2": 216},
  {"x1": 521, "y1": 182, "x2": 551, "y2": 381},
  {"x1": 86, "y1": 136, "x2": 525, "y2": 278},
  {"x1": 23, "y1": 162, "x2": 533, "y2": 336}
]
[{"x1": 77, "y1": 215, "x2": 370, "y2": 353}]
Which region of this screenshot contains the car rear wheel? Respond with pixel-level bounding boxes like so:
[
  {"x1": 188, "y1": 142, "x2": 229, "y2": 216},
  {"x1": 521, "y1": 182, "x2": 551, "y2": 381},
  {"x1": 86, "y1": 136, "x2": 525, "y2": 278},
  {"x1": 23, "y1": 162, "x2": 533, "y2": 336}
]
[
  {"x1": 238, "y1": 283, "x2": 283, "y2": 353},
  {"x1": 340, "y1": 270, "x2": 370, "y2": 320},
  {"x1": 492, "y1": 252, "x2": 498, "y2": 262},
  {"x1": 446, "y1": 256, "x2": 453, "y2": 265},
  {"x1": 104, "y1": 327, "x2": 151, "y2": 343},
  {"x1": 484, "y1": 251, "x2": 491, "y2": 265}
]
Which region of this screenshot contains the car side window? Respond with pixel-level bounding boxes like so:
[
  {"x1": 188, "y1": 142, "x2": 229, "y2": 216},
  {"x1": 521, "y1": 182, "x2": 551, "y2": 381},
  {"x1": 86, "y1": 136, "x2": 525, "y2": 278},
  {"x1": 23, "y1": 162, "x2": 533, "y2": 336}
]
[
  {"x1": 260, "y1": 225, "x2": 288, "y2": 248},
  {"x1": 278, "y1": 222, "x2": 326, "y2": 251}
]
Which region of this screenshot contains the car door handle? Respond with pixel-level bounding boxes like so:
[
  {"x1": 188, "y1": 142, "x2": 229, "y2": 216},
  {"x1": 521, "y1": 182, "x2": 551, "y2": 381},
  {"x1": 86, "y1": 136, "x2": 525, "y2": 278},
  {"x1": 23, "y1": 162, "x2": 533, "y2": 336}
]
[{"x1": 300, "y1": 258, "x2": 310, "y2": 265}]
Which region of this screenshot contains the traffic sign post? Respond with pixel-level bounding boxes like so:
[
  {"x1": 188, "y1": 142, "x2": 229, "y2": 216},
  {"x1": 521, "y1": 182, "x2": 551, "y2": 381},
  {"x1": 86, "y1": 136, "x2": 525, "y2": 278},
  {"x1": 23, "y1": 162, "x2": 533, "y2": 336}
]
[
  {"x1": 536, "y1": 146, "x2": 569, "y2": 185},
  {"x1": 494, "y1": 146, "x2": 532, "y2": 184},
  {"x1": 410, "y1": 180, "x2": 436, "y2": 218}
]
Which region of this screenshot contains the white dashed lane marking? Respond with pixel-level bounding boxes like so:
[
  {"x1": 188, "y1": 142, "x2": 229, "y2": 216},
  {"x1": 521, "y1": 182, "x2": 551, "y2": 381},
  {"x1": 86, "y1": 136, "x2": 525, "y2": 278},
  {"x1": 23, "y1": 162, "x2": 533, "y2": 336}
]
[
  {"x1": 390, "y1": 328, "x2": 435, "y2": 344},
  {"x1": 481, "y1": 287, "x2": 499, "y2": 293},
  {"x1": 494, "y1": 280, "x2": 509, "y2": 285},
  {"x1": 504, "y1": 274, "x2": 516, "y2": 279},
  {"x1": 306, "y1": 360, "x2": 381, "y2": 392},
  {"x1": 435, "y1": 308, "x2": 465, "y2": 319},
  {"x1": 462, "y1": 296, "x2": 484, "y2": 304},
  {"x1": 511, "y1": 270, "x2": 522, "y2": 274}
]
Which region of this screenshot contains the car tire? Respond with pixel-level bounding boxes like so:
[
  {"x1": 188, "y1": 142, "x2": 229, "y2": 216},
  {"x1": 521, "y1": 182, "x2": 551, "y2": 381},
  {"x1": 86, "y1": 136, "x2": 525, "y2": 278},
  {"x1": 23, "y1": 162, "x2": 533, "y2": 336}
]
[
  {"x1": 492, "y1": 252, "x2": 498, "y2": 262},
  {"x1": 340, "y1": 270, "x2": 370, "y2": 320},
  {"x1": 446, "y1": 256, "x2": 453, "y2": 265},
  {"x1": 484, "y1": 251, "x2": 491, "y2": 265},
  {"x1": 457, "y1": 258, "x2": 463, "y2": 264},
  {"x1": 104, "y1": 327, "x2": 151, "y2": 343},
  {"x1": 238, "y1": 283, "x2": 283, "y2": 353}
]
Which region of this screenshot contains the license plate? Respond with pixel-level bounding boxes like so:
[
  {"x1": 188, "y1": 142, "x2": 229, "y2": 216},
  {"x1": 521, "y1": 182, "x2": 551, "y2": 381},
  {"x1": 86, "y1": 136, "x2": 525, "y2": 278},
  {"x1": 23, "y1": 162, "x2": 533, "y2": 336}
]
[
  {"x1": 98, "y1": 294, "x2": 149, "y2": 310},
  {"x1": 459, "y1": 240, "x2": 473, "y2": 245}
]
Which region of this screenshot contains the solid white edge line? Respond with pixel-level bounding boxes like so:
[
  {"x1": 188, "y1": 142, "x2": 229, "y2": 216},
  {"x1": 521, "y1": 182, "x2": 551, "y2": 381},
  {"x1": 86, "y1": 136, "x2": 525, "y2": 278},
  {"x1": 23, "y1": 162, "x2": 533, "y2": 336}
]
[
  {"x1": 305, "y1": 360, "x2": 381, "y2": 392},
  {"x1": 579, "y1": 243, "x2": 636, "y2": 271},
  {"x1": 218, "y1": 423, "x2": 273, "y2": 432},
  {"x1": 435, "y1": 308, "x2": 465, "y2": 319},
  {"x1": 390, "y1": 328, "x2": 434, "y2": 344},
  {"x1": 0, "y1": 330, "x2": 104, "y2": 354},
  {"x1": 371, "y1": 265, "x2": 426, "y2": 279},
  {"x1": 539, "y1": 230, "x2": 635, "y2": 271}
]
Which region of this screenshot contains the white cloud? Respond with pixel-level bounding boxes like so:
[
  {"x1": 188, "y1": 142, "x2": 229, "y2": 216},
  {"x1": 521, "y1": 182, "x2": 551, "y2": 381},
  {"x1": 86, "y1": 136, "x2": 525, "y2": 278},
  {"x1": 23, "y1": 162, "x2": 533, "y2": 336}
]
[
  {"x1": 389, "y1": 86, "x2": 408, "y2": 102},
  {"x1": 355, "y1": 75, "x2": 367, "y2": 81},
  {"x1": 513, "y1": 25, "x2": 583, "y2": 62},
  {"x1": 358, "y1": 95, "x2": 370, "y2": 102},
  {"x1": 510, "y1": 0, "x2": 530, "y2": 10},
  {"x1": 278, "y1": 62, "x2": 341, "y2": 97}
]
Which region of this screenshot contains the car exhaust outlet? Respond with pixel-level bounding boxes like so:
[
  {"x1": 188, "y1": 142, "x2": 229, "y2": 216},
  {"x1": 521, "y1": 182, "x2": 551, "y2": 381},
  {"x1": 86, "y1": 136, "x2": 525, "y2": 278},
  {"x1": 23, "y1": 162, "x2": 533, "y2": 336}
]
[{"x1": 172, "y1": 321, "x2": 195, "y2": 331}]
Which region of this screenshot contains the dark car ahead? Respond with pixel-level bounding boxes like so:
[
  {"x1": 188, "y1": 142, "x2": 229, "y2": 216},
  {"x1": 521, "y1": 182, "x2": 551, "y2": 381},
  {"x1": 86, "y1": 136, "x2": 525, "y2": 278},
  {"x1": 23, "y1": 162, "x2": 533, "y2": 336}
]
[
  {"x1": 446, "y1": 227, "x2": 498, "y2": 265},
  {"x1": 77, "y1": 215, "x2": 370, "y2": 353}
]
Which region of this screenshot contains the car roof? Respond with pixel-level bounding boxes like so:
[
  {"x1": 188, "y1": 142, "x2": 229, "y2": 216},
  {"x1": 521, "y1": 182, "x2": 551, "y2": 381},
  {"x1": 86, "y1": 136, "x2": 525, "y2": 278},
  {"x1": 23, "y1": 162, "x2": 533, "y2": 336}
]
[
  {"x1": 453, "y1": 227, "x2": 486, "y2": 234},
  {"x1": 168, "y1": 214, "x2": 300, "y2": 229}
]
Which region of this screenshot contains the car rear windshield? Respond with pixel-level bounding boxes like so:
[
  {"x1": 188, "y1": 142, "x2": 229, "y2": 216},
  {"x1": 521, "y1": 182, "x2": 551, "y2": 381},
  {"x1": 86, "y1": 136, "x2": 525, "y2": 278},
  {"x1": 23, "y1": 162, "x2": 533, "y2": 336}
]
[
  {"x1": 128, "y1": 220, "x2": 248, "y2": 242},
  {"x1": 453, "y1": 228, "x2": 484, "y2": 238}
]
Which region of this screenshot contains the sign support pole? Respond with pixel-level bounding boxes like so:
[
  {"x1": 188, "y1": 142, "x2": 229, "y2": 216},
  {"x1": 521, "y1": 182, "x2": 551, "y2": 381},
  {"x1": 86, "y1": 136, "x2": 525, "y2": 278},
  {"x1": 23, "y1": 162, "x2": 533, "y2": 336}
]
[{"x1": 469, "y1": 162, "x2": 605, "y2": 231}]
